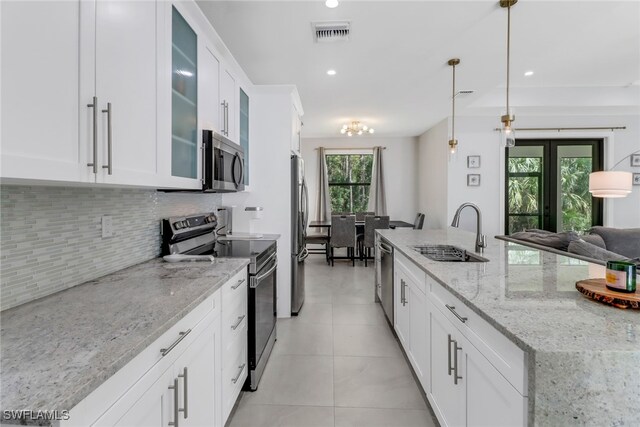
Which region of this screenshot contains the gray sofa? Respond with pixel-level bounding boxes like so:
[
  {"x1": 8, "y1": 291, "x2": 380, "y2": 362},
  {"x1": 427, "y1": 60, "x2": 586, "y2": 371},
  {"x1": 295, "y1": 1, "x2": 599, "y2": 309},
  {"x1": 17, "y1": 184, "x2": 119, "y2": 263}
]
[{"x1": 509, "y1": 227, "x2": 640, "y2": 265}]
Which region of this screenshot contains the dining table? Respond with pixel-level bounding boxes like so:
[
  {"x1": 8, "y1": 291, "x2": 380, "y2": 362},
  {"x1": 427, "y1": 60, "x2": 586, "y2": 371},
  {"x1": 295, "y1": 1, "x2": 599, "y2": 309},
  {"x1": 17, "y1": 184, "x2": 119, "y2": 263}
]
[{"x1": 308, "y1": 219, "x2": 414, "y2": 230}]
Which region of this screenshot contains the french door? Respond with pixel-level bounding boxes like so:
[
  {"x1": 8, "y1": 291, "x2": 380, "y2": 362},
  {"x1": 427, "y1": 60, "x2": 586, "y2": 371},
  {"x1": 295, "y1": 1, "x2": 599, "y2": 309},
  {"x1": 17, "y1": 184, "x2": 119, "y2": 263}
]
[{"x1": 505, "y1": 139, "x2": 603, "y2": 234}]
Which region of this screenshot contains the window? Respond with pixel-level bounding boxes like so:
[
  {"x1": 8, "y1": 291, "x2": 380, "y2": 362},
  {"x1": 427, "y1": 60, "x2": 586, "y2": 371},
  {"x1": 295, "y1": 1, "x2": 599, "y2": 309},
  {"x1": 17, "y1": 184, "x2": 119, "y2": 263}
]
[{"x1": 326, "y1": 153, "x2": 373, "y2": 213}]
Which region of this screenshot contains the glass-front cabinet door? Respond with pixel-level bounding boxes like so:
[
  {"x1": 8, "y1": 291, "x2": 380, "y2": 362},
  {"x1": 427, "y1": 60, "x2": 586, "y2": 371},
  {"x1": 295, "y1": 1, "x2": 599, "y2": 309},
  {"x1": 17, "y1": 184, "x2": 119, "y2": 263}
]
[
  {"x1": 171, "y1": 6, "x2": 198, "y2": 179},
  {"x1": 239, "y1": 88, "x2": 249, "y2": 185}
]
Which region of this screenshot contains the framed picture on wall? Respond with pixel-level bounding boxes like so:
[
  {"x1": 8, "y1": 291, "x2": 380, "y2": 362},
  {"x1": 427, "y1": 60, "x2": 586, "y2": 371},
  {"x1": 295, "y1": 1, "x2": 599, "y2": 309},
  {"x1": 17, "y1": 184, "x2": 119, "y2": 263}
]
[
  {"x1": 467, "y1": 155, "x2": 481, "y2": 168},
  {"x1": 633, "y1": 173, "x2": 640, "y2": 185},
  {"x1": 631, "y1": 154, "x2": 640, "y2": 167},
  {"x1": 467, "y1": 174, "x2": 481, "y2": 187}
]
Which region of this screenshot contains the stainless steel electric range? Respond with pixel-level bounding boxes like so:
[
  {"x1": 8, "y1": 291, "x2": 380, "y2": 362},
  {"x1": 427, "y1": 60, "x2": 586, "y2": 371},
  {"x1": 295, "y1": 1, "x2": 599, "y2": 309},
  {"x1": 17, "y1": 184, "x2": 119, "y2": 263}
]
[{"x1": 162, "y1": 213, "x2": 277, "y2": 391}]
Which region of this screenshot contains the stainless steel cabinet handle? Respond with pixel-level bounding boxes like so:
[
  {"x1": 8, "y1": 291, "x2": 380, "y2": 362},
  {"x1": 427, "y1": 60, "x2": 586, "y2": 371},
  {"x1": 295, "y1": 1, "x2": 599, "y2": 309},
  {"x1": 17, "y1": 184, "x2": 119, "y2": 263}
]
[
  {"x1": 401, "y1": 279, "x2": 408, "y2": 306},
  {"x1": 445, "y1": 304, "x2": 468, "y2": 323},
  {"x1": 447, "y1": 334, "x2": 454, "y2": 376},
  {"x1": 224, "y1": 102, "x2": 229, "y2": 136},
  {"x1": 231, "y1": 278, "x2": 245, "y2": 290},
  {"x1": 231, "y1": 364, "x2": 246, "y2": 384},
  {"x1": 101, "y1": 102, "x2": 112, "y2": 175},
  {"x1": 168, "y1": 378, "x2": 179, "y2": 427},
  {"x1": 221, "y1": 101, "x2": 226, "y2": 135},
  {"x1": 160, "y1": 329, "x2": 192, "y2": 357},
  {"x1": 453, "y1": 340, "x2": 463, "y2": 385},
  {"x1": 200, "y1": 144, "x2": 205, "y2": 184},
  {"x1": 87, "y1": 96, "x2": 98, "y2": 173},
  {"x1": 178, "y1": 367, "x2": 188, "y2": 419},
  {"x1": 231, "y1": 315, "x2": 246, "y2": 330}
]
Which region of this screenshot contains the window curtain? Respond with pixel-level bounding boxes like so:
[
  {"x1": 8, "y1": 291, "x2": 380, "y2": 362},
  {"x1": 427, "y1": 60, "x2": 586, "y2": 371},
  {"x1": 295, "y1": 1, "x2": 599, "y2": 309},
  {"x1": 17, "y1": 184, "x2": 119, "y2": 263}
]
[
  {"x1": 367, "y1": 146, "x2": 387, "y2": 215},
  {"x1": 315, "y1": 147, "x2": 331, "y2": 222}
]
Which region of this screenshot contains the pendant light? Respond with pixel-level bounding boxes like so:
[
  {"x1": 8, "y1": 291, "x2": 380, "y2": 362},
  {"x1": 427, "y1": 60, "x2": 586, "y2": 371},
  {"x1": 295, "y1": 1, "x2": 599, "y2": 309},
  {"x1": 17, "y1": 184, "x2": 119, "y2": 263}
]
[
  {"x1": 500, "y1": 0, "x2": 517, "y2": 148},
  {"x1": 448, "y1": 58, "x2": 460, "y2": 161}
]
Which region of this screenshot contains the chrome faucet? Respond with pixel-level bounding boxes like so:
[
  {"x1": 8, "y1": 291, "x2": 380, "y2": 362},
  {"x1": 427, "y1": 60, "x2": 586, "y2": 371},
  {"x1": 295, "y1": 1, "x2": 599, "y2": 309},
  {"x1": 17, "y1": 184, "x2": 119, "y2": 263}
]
[{"x1": 451, "y1": 203, "x2": 487, "y2": 253}]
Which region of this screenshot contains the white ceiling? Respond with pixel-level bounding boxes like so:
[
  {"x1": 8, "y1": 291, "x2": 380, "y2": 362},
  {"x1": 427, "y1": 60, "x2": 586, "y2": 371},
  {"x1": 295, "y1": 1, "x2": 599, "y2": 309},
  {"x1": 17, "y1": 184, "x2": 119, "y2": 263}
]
[{"x1": 196, "y1": 1, "x2": 640, "y2": 138}]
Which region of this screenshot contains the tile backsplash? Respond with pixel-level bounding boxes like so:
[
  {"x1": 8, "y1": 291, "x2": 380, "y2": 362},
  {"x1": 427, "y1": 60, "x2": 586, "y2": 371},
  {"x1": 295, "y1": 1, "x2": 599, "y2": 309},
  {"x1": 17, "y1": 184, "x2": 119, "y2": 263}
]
[{"x1": 0, "y1": 185, "x2": 221, "y2": 311}]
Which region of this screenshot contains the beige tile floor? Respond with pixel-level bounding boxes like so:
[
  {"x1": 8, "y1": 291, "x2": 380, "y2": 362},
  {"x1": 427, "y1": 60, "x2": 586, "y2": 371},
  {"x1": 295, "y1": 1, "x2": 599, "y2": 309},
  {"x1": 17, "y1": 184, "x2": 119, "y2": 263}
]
[{"x1": 228, "y1": 255, "x2": 438, "y2": 427}]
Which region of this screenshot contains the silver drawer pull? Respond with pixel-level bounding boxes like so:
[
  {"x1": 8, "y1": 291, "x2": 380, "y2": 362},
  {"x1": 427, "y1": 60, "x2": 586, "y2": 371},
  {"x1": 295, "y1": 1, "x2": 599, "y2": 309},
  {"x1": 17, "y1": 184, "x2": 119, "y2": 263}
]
[
  {"x1": 231, "y1": 315, "x2": 246, "y2": 330},
  {"x1": 168, "y1": 378, "x2": 179, "y2": 427},
  {"x1": 231, "y1": 278, "x2": 245, "y2": 290},
  {"x1": 447, "y1": 334, "x2": 454, "y2": 376},
  {"x1": 231, "y1": 364, "x2": 246, "y2": 384},
  {"x1": 160, "y1": 329, "x2": 192, "y2": 357},
  {"x1": 453, "y1": 340, "x2": 463, "y2": 385},
  {"x1": 178, "y1": 367, "x2": 188, "y2": 419},
  {"x1": 445, "y1": 304, "x2": 468, "y2": 323}
]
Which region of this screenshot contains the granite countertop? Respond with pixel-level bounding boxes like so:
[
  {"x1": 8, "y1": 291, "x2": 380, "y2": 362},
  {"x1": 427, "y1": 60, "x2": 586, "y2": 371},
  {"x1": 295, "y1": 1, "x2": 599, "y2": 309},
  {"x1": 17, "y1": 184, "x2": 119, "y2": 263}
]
[
  {"x1": 378, "y1": 227, "x2": 639, "y2": 425},
  {"x1": 0, "y1": 257, "x2": 249, "y2": 422},
  {"x1": 218, "y1": 232, "x2": 281, "y2": 241}
]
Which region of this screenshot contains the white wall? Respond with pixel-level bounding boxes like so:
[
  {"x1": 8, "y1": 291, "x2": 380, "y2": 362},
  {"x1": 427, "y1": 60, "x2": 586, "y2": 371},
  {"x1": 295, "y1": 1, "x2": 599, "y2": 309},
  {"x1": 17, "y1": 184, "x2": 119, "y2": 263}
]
[
  {"x1": 418, "y1": 114, "x2": 640, "y2": 238},
  {"x1": 223, "y1": 86, "x2": 298, "y2": 318},
  {"x1": 417, "y1": 119, "x2": 449, "y2": 230},
  {"x1": 301, "y1": 136, "x2": 419, "y2": 224}
]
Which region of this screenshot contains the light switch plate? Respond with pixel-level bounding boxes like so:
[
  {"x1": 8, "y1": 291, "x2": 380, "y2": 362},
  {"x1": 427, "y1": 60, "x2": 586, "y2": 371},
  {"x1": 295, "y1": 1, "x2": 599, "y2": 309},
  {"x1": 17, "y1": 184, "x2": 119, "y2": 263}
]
[{"x1": 102, "y1": 216, "x2": 114, "y2": 238}]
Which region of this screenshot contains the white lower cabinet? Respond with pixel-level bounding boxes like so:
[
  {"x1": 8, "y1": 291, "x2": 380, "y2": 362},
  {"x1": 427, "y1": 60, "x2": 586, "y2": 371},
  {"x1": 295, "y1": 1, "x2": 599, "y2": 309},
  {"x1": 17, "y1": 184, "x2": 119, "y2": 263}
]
[
  {"x1": 429, "y1": 298, "x2": 467, "y2": 427},
  {"x1": 111, "y1": 368, "x2": 173, "y2": 427},
  {"x1": 76, "y1": 271, "x2": 249, "y2": 427},
  {"x1": 393, "y1": 252, "x2": 526, "y2": 427},
  {"x1": 393, "y1": 268, "x2": 411, "y2": 348}
]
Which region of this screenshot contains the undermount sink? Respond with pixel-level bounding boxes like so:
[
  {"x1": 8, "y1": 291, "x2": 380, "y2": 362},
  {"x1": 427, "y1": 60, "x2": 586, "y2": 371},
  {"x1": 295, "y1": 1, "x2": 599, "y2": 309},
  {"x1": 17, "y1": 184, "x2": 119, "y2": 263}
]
[{"x1": 411, "y1": 245, "x2": 489, "y2": 263}]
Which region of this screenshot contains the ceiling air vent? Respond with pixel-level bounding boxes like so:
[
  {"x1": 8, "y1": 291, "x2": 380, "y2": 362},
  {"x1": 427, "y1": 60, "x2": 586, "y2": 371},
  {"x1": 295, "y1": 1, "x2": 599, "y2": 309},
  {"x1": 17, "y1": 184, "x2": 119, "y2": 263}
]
[{"x1": 313, "y1": 21, "x2": 350, "y2": 43}]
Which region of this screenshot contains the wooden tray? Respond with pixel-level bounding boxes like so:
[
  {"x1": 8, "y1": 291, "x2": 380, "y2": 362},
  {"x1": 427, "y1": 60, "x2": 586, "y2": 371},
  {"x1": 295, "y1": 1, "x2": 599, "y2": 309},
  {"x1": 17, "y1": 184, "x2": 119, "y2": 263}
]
[{"x1": 576, "y1": 278, "x2": 639, "y2": 309}]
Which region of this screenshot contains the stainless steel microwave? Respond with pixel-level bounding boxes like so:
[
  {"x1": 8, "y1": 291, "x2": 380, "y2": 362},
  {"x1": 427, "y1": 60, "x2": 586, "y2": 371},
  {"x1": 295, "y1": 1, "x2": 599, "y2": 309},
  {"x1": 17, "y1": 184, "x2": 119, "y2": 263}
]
[{"x1": 203, "y1": 130, "x2": 245, "y2": 192}]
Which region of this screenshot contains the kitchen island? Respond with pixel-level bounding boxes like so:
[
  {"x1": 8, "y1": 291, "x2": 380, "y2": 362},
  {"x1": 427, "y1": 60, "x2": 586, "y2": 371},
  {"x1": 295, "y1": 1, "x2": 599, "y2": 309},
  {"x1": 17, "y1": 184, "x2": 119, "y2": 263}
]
[{"x1": 377, "y1": 227, "x2": 639, "y2": 426}]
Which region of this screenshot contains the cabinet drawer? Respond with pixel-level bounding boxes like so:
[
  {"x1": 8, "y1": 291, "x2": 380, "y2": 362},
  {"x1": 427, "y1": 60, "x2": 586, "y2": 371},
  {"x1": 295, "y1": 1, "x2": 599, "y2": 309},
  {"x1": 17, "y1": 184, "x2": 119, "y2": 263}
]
[
  {"x1": 222, "y1": 334, "x2": 247, "y2": 421},
  {"x1": 428, "y1": 275, "x2": 527, "y2": 395},
  {"x1": 223, "y1": 308, "x2": 247, "y2": 352},
  {"x1": 222, "y1": 269, "x2": 248, "y2": 301},
  {"x1": 395, "y1": 252, "x2": 426, "y2": 294}
]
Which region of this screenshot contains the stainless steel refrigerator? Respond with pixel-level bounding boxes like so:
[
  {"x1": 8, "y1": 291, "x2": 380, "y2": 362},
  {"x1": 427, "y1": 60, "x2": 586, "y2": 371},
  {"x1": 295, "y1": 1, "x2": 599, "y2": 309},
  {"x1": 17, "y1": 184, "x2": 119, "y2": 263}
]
[{"x1": 291, "y1": 155, "x2": 308, "y2": 315}]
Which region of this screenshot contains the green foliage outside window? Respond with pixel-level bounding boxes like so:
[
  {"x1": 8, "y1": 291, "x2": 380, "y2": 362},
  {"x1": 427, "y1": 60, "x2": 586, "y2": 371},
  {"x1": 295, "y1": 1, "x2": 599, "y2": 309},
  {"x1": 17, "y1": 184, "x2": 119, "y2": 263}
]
[
  {"x1": 560, "y1": 157, "x2": 592, "y2": 232},
  {"x1": 326, "y1": 154, "x2": 373, "y2": 213},
  {"x1": 507, "y1": 156, "x2": 593, "y2": 234}
]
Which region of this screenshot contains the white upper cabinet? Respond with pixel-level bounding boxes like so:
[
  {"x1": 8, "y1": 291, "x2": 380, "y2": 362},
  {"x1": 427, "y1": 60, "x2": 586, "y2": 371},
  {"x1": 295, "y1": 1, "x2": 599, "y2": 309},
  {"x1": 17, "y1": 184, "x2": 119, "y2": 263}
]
[
  {"x1": 87, "y1": 0, "x2": 159, "y2": 186},
  {"x1": 220, "y1": 69, "x2": 236, "y2": 141},
  {"x1": 200, "y1": 47, "x2": 222, "y2": 134},
  {"x1": 1, "y1": 1, "x2": 90, "y2": 183}
]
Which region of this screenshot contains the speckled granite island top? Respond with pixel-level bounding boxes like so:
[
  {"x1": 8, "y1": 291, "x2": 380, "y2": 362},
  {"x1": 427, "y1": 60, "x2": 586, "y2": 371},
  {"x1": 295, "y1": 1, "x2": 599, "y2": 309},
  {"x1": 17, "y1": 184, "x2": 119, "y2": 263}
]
[
  {"x1": 0, "y1": 257, "x2": 249, "y2": 422},
  {"x1": 378, "y1": 228, "x2": 639, "y2": 425}
]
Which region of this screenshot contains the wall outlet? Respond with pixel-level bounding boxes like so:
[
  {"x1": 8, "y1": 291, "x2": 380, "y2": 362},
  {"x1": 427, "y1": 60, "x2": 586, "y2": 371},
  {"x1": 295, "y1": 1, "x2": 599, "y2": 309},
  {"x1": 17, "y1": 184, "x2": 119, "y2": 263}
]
[{"x1": 102, "y1": 215, "x2": 114, "y2": 238}]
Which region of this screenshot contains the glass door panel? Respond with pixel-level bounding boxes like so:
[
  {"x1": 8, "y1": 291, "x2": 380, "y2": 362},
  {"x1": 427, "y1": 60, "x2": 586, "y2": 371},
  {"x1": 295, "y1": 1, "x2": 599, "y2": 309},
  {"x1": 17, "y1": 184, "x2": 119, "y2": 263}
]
[
  {"x1": 506, "y1": 146, "x2": 544, "y2": 234},
  {"x1": 557, "y1": 145, "x2": 593, "y2": 232},
  {"x1": 171, "y1": 7, "x2": 197, "y2": 179}
]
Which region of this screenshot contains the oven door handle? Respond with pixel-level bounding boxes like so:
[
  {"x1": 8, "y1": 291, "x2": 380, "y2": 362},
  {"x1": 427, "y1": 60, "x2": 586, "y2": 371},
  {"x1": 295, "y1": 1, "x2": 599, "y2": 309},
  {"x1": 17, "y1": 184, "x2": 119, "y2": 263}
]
[{"x1": 251, "y1": 258, "x2": 278, "y2": 288}]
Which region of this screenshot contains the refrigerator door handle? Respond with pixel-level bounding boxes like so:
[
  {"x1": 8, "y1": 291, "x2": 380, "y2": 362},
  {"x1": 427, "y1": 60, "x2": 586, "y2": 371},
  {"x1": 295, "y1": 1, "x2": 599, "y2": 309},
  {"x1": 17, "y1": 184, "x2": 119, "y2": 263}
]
[{"x1": 301, "y1": 178, "x2": 309, "y2": 230}]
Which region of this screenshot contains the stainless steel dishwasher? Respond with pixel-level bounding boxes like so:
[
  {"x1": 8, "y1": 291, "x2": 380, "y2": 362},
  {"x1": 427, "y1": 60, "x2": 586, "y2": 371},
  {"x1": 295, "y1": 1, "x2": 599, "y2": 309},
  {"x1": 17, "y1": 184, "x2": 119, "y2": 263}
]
[{"x1": 376, "y1": 236, "x2": 394, "y2": 325}]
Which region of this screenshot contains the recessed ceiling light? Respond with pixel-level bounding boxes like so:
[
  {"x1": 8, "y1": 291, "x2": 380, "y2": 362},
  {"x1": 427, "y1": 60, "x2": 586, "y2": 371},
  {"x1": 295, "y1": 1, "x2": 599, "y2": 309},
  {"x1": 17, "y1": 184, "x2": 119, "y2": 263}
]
[
  {"x1": 524, "y1": 70, "x2": 534, "y2": 77},
  {"x1": 327, "y1": 69, "x2": 336, "y2": 76},
  {"x1": 325, "y1": 0, "x2": 339, "y2": 8}
]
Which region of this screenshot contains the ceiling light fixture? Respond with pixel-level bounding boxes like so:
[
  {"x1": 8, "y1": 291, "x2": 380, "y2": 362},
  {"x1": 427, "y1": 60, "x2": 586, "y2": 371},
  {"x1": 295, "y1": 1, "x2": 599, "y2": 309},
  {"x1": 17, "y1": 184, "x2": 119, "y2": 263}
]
[
  {"x1": 447, "y1": 58, "x2": 460, "y2": 160},
  {"x1": 588, "y1": 150, "x2": 640, "y2": 198},
  {"x1": 327, "y1": 69, "x2": 337, "y2": 76},
  {"x1": 325, "y1": 0, "x2": 339, "y2": 8},
  {"x1": 340, "y1": 121, "x2": 375, "y2": 137},
  {"x1": 500, "y1": 0, "x2": 517, "y2": 148},
  {"x1": 524, "y1": 70, "x2": 534, "y2": 77}
]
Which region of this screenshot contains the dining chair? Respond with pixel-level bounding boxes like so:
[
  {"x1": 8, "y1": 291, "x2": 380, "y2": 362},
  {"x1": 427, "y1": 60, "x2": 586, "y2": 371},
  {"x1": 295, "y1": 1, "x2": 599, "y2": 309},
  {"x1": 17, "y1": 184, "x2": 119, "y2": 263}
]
[
  {"x1": 330, "y1": 215, "x2": 356, "y2": 267},
  {"x1": 414, "y1": 213, "x2": 426, "y2": 230},
  {"x1": 305, "y1": 231, "x2": 330, "y2": 264},
  {"x1": 363, "y1": 215, "x2": 389, "y2": 266},
  {"x1": 355, "y1": 211, "x2": 374, "y2": 222}
]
